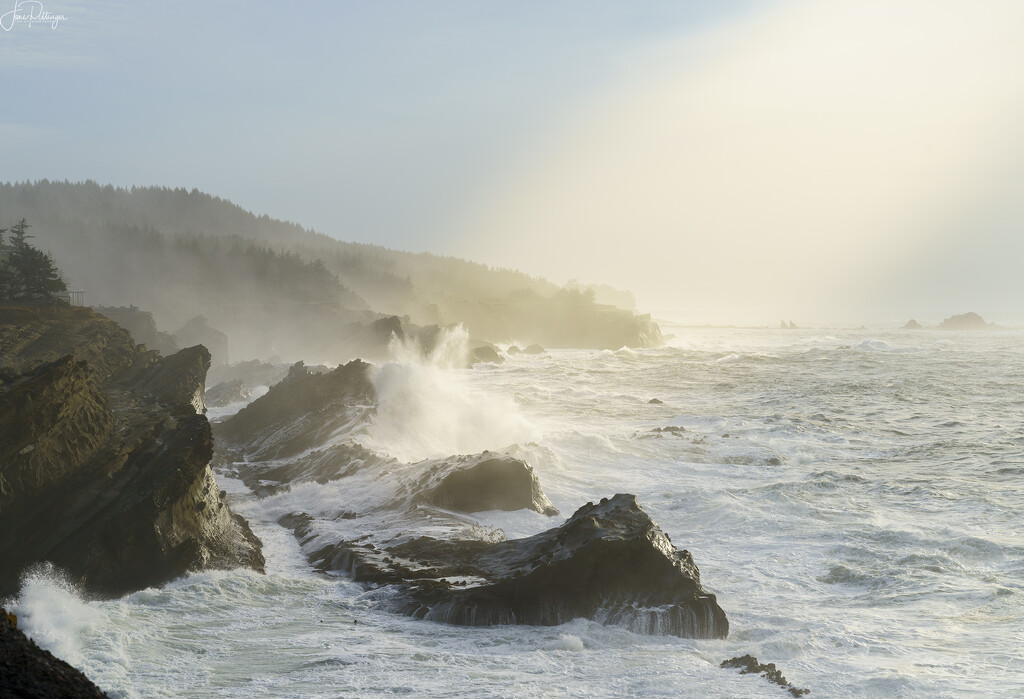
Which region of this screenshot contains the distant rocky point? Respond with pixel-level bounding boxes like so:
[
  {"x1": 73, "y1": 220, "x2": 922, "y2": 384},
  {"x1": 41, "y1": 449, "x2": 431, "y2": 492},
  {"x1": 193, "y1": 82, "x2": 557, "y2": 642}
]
[
  {"x1": 939, "y1": 312, "x2": 996, "y2": 330},
  {"x1": 902, "y1": 319, "x2": 922, "y2": 330}
]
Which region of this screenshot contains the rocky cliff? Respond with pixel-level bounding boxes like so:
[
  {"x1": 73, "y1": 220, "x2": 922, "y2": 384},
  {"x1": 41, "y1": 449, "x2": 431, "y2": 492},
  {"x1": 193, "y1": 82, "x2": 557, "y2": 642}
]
[{"x1": 0, "y1": 305, "x2": 264, "y2": 599}]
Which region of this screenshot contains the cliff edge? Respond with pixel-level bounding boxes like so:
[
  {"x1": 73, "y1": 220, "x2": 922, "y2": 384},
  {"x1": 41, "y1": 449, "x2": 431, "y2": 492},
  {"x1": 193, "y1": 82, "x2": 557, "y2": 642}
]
[{"x1": 0, "y1": 305, "x2": 264, "y2": 599}]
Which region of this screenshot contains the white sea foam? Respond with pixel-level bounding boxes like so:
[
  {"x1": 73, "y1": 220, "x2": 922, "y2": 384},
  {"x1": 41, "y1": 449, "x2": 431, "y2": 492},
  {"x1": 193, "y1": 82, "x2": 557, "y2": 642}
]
[
  {"x1": 9, "y1": 326, "x2": 1024, "y2": 697},
  {"x1": 6, "y1": 564, "x2": 105, "y2": 669},
  {"x1": 362, "y1": 326, "x2": 540, "y2": 462}
]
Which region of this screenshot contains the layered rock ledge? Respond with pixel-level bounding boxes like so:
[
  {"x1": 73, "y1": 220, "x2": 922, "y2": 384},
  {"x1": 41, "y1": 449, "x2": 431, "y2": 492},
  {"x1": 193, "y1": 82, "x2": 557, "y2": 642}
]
[{"x1": 0, "y1": 305, "x2": 263, "y2": 599}]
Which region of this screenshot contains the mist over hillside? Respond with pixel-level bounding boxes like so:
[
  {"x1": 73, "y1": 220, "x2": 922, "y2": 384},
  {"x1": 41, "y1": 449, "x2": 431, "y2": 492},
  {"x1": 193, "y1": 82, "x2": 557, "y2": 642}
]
[{"x1": 0, "y1": 180, "x2": 657, "y2": 361}]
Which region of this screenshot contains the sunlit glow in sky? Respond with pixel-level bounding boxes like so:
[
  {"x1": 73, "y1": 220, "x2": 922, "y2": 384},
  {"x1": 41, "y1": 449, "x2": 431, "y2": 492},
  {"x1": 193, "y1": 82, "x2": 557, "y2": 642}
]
[{"x1": 3, "y1": 0, "x2": 1023, "y2": 324}]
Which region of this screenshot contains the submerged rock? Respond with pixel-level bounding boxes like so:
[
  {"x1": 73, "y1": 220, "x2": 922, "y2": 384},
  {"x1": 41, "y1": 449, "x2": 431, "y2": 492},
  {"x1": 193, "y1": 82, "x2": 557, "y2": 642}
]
[
  {"x1": 310, "y1": 494, "x2": 727, "y2": 638},
  {"x1": 0, "y1": 306, "x2": 264, "y2": 599},
  {"x1": 721, "y1": 654, "x2": 810, "y2": 697},
  {"x1": 1, "y1": 608, "x2": 108, "y2": 698}
]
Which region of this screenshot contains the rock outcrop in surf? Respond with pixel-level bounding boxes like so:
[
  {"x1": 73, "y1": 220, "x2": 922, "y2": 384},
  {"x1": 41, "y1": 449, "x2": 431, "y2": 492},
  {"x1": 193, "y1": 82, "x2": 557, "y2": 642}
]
[
  {"x1": 308, "y1": 494, "x2": 727, "y2": 638},
  {"x1": 423, "y1": 453, "x2": 557, "y2": 515},
  {"x1": 216, "y1": 360, "x2": 726, "y2": 639},
  {"x1": 0, "y1": 305, "x2": 264, "y2": 599},
  {"x1": 218, "y1": 359, "x2": 375, "y2": 460},
  {"x1": 721, "y1": 654, "x2": 810, "y2": 697}
]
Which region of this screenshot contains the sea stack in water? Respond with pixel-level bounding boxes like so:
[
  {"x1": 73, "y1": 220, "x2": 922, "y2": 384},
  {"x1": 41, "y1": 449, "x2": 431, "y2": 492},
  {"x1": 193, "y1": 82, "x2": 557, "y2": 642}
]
[
  {"x1": 0, "y1": 305, "x2": 264, "y2": 599},
  {"x1": 938, "y1": 312, "x2": 993, "y2": 330}
]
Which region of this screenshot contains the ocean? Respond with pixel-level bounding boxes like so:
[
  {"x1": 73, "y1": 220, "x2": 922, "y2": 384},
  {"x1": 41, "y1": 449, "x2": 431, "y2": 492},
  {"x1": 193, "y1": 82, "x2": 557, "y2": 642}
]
[{"x1": 6, "y1": 324, "x2": 1023, "y2": 697}]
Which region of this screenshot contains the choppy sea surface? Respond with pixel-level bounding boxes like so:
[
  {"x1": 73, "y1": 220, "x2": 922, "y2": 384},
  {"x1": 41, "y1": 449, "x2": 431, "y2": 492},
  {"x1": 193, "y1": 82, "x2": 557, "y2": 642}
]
[{"x1": 7, "y1": 324, "x2": 1024, "y2": 697}]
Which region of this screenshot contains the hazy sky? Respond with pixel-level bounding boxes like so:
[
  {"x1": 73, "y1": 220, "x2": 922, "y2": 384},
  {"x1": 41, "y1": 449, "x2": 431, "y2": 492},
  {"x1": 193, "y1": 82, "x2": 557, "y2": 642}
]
[{"x1": 3, "y1": 0, "x2": 1023, "y2": 324}]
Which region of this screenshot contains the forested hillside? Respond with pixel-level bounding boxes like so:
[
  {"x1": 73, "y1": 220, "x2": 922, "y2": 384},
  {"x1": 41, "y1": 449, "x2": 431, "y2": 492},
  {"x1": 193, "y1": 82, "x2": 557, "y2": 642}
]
[{"x1": 0, "y1": 180, "x2": 659, "y2": 361}]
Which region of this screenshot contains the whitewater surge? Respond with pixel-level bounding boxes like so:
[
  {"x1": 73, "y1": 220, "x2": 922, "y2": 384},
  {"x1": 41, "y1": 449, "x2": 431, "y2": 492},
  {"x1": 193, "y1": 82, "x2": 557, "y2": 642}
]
[
  {"x1": 362, "y1": 325, "x2": 540, "y2": 462},
  {"x1": 7, "y1": 324, "x2": 1024, "y2": 697}
]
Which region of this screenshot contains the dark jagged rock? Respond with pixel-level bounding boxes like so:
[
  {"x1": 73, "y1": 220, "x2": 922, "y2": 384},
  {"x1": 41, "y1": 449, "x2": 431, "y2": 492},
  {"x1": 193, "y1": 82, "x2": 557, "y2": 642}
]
[
  {"x1": 0, "y1": 306, "x2": 264, "y2": 599},
  {"x1": 175, "y1": 315, "x2": 229, "y2": 366},
  {"x1": 115, "y1": 344, "x2": 211, "y2": 415},
  {"x1": 902, "y1": 319, "x2": 922, "y2": 330},
  {"x1": 470, "y1": 345, "x2": 504, "y2": 365},
  {"x1": 1, "y1": 608, "x2": 109, "y2": 698},
  {"x1": 721, "y1": 654, "x2": 810, "y2": 697},
  {"x1": 218, "y1": 359, "x2": 375, "y2": 460},
  {"x1": 94, "y1": 304, "x2": 178, "y2": 357},
  {"x1": 205, "y1": 379, "x2": 251, "y2": 408},
  {"x1": 310, "y1": 494, "x2": 727, "y2": 638},
  {"x1": 421, "y1": 453, "x2": 558, "y2": 516},
  {"x1": 939, "y1": 311, "x2": 994, "y2": 330}
]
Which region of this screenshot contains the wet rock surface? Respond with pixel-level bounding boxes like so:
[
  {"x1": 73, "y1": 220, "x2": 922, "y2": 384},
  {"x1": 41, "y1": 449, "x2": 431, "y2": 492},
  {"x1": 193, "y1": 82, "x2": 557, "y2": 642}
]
[
  {"x1": 216, "y1": 353, "x2": 725, "y2": 639},
  {"x1": 308, "y1": 494, "x2": 727, "y2": 638},
  {"x1": 721, "y1": 654, "x2": 810, "y2": 697},
  {"x1": 0, "y1": 305, "x2": 264, "y2": 599},
  {"x1": 1, "y1": 608, "x2": 109, "y2": 698},
  {"x1": 423, "y1": 453, "x2": 558, "y2": 515}
]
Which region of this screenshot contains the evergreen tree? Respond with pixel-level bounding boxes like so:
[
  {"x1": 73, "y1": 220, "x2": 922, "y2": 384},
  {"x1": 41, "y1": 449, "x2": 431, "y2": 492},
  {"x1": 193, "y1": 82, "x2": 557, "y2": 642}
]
[
  {"x1": 4, "y1": 218, "x2": 68, "y2": 302},
  {"x1": 0, "y1": 225, "x2": 11, "y2": 300}
]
